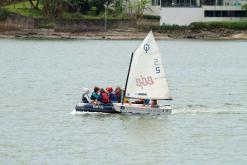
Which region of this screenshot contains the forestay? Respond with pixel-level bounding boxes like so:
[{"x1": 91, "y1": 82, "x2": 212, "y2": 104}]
[{"x1": 125, "y1": 31, "x2": 172, "y2": 100}]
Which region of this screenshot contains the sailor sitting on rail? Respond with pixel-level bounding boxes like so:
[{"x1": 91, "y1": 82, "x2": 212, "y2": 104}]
[{"x1": 132, "y1": 99, "x2": 150, "y2": 105}]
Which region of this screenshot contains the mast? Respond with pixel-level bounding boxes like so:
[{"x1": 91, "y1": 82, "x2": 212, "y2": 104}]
[{"x1": 121, "y1": 52, "x2": 134, "y2": 105}]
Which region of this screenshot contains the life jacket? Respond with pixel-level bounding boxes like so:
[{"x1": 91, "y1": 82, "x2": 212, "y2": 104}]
[
  {"x1": 124, "y1": 97, "x2": 129, "y2": 103},
  {"x1": 101, "y1": 92, "x2": 109, "y2": 104}
]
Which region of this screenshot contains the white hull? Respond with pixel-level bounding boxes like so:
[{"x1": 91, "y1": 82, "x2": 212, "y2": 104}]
[{"x1": 113, "y1": 103, "x2": 172, "y2": 115}]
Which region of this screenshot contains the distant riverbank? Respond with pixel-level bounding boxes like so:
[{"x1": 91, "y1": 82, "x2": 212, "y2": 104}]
[
  {"x1": 1, "y1": 1, "x2": 247, "y2": 40},
  {"x1": 1, "y1": 10, "x2": 247, "y2": 40},
  {"x1": 1, "y1": 28, "x2": 247, "y2": 40}
]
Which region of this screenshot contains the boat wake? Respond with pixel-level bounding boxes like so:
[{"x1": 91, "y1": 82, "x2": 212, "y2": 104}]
[
  {"x1": 172, "y1": 104, "x2": 247, "y2": 115},
  {"x1": 70, "y1": 109, "x2": 111, "y2": 115},
  {"x1": 71, "y1": 103, "x2": 246, "y2": 116}
]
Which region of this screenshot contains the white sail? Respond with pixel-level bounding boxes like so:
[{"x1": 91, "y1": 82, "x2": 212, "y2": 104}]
[{"x1": 125, "y1": 31, "x2": 172, "y2": 100}]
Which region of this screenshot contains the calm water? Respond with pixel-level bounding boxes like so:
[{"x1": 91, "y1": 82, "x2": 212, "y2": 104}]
[{"x1": 0, "y1": 39, "x2": 247, "y2": 165}]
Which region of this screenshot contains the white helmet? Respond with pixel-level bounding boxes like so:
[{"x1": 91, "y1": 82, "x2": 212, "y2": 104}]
[{"x1": 82, "y1": 88, "x2": 90, "y2": 94}]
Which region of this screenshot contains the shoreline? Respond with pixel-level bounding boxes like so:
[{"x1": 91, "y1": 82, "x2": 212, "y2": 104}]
[{"x1": 1, "y1": 29, "x2": 247, "y2": 40}]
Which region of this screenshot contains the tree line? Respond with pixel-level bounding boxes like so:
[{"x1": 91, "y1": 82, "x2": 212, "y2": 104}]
[{"x1": 27, "y1": 0, "x2": 151, "y2": 18}]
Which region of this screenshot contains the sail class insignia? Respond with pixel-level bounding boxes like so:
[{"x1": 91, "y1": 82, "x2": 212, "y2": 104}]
[{"x1": 144, "y1": 44, "x2": 150, "y2": 53}]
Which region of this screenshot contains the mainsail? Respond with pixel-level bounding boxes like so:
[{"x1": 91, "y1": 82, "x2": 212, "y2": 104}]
[{"x1": 125, "y1": 31, "x2": 172, "y2": 100}]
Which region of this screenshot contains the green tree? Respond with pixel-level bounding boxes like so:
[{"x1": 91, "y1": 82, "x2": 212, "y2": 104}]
[
  {"x1": 63, "y1": 0, "x2": 91, "y2": 14},
  {"x1": 91, "y1": 0, "x2": 114, "y2": 14},
  {"x1": 242, "y1": 3, "x2": 247, "y2": 10},
  {"x1": 113, "y1": 0, "x2": 124, "y2": 13},
  {"x1": 136, "y1": 0, "x2": 151, "y2": 18},
  {"x1": 41, "y1": 0, "x2": 63, "y2": 17},
  {"x1": 28, "y1": 0, "x2": 40, "y2": 10},
  {"x1": 0, "y1": 7, "x2": 9, "y2": 21},
  {"x1": 129, "y1": 0, "x2": 151, "y2": 18}
]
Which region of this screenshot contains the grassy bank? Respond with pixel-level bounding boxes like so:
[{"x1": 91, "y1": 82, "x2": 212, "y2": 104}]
[{"x1": 4, "y1": 1, "x2": 43, "y2": 18}]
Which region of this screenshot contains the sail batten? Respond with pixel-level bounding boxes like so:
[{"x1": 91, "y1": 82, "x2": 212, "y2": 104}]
[{"x1": 125, "y1": 31, "x2": 171, "y2": 100}]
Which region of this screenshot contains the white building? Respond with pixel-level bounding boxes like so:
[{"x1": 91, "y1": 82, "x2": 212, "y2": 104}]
[{"x1": 141, "y1": 0, "x2": 247, "y2": 25}]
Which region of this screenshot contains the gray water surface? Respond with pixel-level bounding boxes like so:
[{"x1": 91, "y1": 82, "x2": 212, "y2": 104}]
[{"x1": 0, "y1": 39, "x2": 247, "y2": 165}]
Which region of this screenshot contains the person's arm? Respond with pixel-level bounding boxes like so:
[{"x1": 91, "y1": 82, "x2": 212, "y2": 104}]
[{"x1": 85, "y1": 95, "x2": 91, "y2": 103}]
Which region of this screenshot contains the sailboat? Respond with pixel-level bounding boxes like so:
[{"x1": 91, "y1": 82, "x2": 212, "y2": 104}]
[{"x1": 113, "y1": 31, "x2": 172, "y2": 114}]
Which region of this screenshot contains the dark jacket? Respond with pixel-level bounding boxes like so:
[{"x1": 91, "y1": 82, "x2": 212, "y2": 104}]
[
  {"x1": 109, "y1": 92, "x2": 117, "y2": 103},
  {"x1": 90, "y1": 92, "x2": 99, "y2": 100}
]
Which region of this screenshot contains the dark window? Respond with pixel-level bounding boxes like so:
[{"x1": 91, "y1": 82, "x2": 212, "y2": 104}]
[
  {"x1": 202, "y1": 0, "x2": 216, "y2": 5},
  {"x1": 161, "y1": 0, "x2": 173, "y2": 7},
  {"x1": 217, "y1": 0, "x2": 223, "y2": 5},
  {"x1": 161, "y1": 0, "x2": 197, "y2": 7},
  {"x1": 205, "y1": 10, "x2": 247, "y2": 17},
  {"x1": 202, "y1": 0, "x2": 223, "y2": 6},
  {"x1": 152, "y1": 0, "x2": 160, "y2": 5}
]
